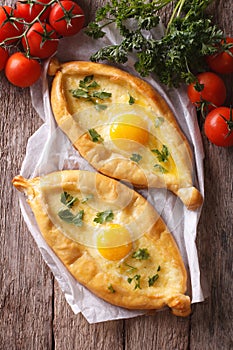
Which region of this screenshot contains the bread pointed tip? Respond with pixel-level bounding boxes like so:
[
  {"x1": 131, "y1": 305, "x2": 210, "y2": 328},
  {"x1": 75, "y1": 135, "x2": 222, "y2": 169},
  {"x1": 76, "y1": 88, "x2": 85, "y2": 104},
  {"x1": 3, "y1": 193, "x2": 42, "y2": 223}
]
[
  {"x1": 168, "y1": 294, "x2": 191, "y2": 317},
  {"x1": 12, "y1": 175, "x2": 29, "y2": 192},
  {"x1": 177, "y1": 186, "x2": 203, "y2": 210},
  {"x1": 48, "y1": 57, "x2": 61, "y2": 76},
  {"x1": 12, "y1": 175, "x2": 37, "y2": 199}
]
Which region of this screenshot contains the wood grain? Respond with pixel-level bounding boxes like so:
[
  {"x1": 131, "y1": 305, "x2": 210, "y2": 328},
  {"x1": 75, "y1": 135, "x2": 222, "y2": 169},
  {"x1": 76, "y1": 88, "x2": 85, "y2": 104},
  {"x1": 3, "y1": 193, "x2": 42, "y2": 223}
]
[
  {"x1": 0, "y1": 75, "x2": 53, "y2": 349},
  {"x1": 190, "y1": 2, "x2": 233, "y2": 348},
  {"x1": 0, "y1": 0, "x2": 232, "y2": 349}
]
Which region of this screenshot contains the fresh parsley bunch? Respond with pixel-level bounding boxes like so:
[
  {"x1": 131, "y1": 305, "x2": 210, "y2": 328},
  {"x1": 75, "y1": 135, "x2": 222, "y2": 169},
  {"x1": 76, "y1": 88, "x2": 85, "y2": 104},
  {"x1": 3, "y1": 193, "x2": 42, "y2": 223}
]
[{"x1": 85, "y1": 0, "x2": 223, "y2": 87}]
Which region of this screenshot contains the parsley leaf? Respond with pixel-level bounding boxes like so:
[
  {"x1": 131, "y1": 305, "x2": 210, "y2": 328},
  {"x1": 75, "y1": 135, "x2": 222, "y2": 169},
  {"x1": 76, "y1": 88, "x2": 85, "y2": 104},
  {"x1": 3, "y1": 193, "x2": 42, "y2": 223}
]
[
  {"x1": 71, "y1": 89, "x2": 89, "y2": 98},
  {"x1": 60, "y1": 192, "x2": 78, "y2": 208},
  {"x1": 94, "y1": 210, "x2": 114, "y2": 224},
  {"x1": 88, "y1": 128, "x2": 104, "y2": 143},
  {"x1": 153, "y1": 164, "x2": 168, "y2": 173},
  {"x1": 92, "y1": 91, "x2": 112, "y2": 100},
  {"x1": 70, "y1": 75, "x2": 112, "y2": 110},
  {"x1": 151, "y1": 145, "x2": 170, "y2": 162},
  {"x1": 108, "y1": 284, "x2": 116, "y2": 293},
  {"x1": 127, "y1": 274, "x2": 141, "y2": 290},
  {"x1": 132, "y1": 248, "x2": 150, "y2": 260},
  {"x1": 130, "y1": 153, "x2": 142, "y2": 163},
  {"x1": 58, "y1": 209, "x2": 84, "y2": 227},
  {"x1": 148, "y1": 274, "x2": 159, "y2": 287},
  {"x1": 154, "y1": 164, "x2": 168, "y2": 174},
  {"x1": 128, "y1": 94, "x2": 135, "y2": 105},
  {"x1": 154, "y1": 117, "x2": 164, "y2": 128}
]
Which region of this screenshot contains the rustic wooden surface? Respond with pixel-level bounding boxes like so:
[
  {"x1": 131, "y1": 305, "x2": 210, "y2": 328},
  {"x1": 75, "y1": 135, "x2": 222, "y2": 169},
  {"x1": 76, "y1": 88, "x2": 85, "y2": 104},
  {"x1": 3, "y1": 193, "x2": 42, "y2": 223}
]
[{"x1": 0, "y1": 1, "x2": 232, "y2": 349}]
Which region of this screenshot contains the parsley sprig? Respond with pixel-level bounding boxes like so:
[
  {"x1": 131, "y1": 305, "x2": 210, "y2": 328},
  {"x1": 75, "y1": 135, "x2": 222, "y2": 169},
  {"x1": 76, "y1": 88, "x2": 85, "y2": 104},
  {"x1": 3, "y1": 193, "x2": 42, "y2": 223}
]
[
  {"x1": 88, "y1": 128, "x2": 104, "y2": 143},
  {"x1": 153, "y1": 164, "x2": 168, "y2": 174},
  {"x1": 94, "y1": 210, "x2": 114, "y2": 224},
  {"x1": 151, "y1": 145, "x2": 170, "y2": 162},
  {"x1": 130, "y1": 153, "x2": 142, "y2": 163},
  {"x1": 108, "y1": 284, "x2": 116, "y2": 293},
  {"x1": 58, "y1": 209, "x2": 84, "y2": 227},
  {"x1": 85, "y1": 0, "x2": 224, "y2": 87},
  {"x1": 70, "y1": 75, "x2": 112, "y2": 110},
  {"x1": 148, "y1": 274, "x2": 159, "y2": 287},
  {"x1": 132, "y1": 248, "x2": 150, "y2": 260},
  {"x1": 148, "y1": 266, "x2": 161, "y2": 287},
  {"x1": 127, "y1": 274, "x2": 141, "y2": 290},
  {"x1": 60, "y1": 191, "x2": 78, "y2": 208},
  {"x1": 58, "y1": 191, "x2": 84, "y2": 226}
]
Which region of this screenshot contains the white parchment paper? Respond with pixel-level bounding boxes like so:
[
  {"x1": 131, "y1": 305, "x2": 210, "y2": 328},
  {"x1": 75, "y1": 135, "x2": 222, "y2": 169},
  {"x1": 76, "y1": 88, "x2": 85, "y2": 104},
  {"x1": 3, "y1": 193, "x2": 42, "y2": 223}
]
[{"x1": 17, "y1": 24, "x2": 205, "y2": 323}]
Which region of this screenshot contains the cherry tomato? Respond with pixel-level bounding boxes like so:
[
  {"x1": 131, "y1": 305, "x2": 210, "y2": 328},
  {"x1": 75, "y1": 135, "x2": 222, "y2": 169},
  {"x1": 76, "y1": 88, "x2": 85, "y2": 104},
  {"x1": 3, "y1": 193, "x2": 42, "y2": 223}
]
[
  {"x1": 15, "y1": 0, "x2": 51, "y2": 23},
  {"x1": 204, "y1": 107, "x2": 233, "y2": 147},
  {"x1": 5, "y1": 52, "x2": 41, "y2": 88},
  {"x1": 0, "y1": 47, "x2": 9, "y2": 71},
  {"x1": 187, "y1": 72, "x2": 226, "y2": 112},
  {"x1": 206, "y1": 38, "x2": 233, "y2": 74},
  {"x1": 0, "y1": 6, "x2": 24, "y2": 44},
  {"x1": 49, "y1": 0, "x2": 85, "y2": 37},
  {"x1": 22, "y1": 22, "x2": 59, "y2": 59}
]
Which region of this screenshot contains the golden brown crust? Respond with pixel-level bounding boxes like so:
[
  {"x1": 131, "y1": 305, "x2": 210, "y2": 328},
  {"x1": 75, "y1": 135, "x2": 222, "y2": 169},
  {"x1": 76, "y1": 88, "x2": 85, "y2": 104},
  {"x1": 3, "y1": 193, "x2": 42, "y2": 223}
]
[
  {"x1": 49, "y1": 60, "x2": 202, "y2": 210},
  {"x1": 13, "y1": 171, "x2": 191, "y2": 316},
  {"x1": 177, "y1": 186, "x2": 203, "y2": 210}
]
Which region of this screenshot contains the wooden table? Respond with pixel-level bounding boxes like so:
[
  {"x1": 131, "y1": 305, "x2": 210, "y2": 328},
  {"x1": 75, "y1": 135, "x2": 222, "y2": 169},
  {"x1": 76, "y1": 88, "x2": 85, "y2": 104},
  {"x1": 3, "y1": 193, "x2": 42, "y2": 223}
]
[{"x1": 1, "y1": 1, "x2": 232, "y2": 349}]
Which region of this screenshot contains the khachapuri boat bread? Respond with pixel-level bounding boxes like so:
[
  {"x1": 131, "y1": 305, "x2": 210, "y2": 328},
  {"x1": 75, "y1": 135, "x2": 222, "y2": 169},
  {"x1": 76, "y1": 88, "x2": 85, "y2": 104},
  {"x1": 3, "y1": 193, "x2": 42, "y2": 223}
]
[
  {"x1": 49, "y1": 59, "x2": 203, "y2": 210},
  {"x1": 13, "y1": 170, "x2": 191, "y2": 317}
]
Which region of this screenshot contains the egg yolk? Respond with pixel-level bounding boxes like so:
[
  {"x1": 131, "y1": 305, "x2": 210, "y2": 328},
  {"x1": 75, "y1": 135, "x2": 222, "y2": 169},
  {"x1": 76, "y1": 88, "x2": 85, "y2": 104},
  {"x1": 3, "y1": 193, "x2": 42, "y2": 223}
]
[
  {"x1": 110, "y1": 114, "x2": 149, "y2": 146},
  {"x1": 97, "y1": 224, "x2": 132, "y2": 261}
]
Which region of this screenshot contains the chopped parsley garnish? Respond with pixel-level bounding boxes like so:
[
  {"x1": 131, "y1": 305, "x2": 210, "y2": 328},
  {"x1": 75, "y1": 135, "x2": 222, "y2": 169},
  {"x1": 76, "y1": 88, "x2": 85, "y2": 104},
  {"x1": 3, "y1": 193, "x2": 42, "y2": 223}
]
[
  {"x1": 128, "y1": 94, "x2": 135, "y2": 105},
  {"x1": 60, "y1": 191, "x2": 78, "y2": 208},
  {"x1": 58, "y1": 209, "x2": 84, "y2": 227},
  {"x1": 94, "y1": 209, "x2": 114, "y2": 224},
  {"x1": 130, "y1": 153, "x2": 142, "y2": 163},
  {"x1": 88, "y1": 128, "x2": 104, "y2": 143},
  {"x1": 127, "y1": 274, "x2": 141, "y2": 290},
  {"x1": 154, "y1": 117, "x2": 164, "y2": 128},
  {"x1": 108, "y1": 284, "x2": 116, "y2": 293},
  {"x1": 148, "y1": 274, "x2": 159, "y2": 287},
  {"x1": 132, "y1": 248, "x2": 150, "y2": 260},
  {"x1": 70, "y1": 75, "x2": 112, "y2": 110},
  {"x1": 151, "y1": 145, "x2": 169, "y2": 162},
  {"x1": 153, "y1": 164, "x2": 168, "y2": 174}
]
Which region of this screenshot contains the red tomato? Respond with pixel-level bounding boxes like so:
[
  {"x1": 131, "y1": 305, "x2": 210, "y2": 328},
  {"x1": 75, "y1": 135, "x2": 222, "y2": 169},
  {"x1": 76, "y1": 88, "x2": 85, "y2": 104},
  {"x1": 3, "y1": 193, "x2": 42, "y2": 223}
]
[
  {"x1": 22, "y1": 22, "x2": 59, "y2": 59},
  {"x1": 0, "y1": 6, "x2": 24, "y2": 44},
  {"x1": 187, "y1": 72, "x2": 226, "y2": 112},
  {"x1": 49, "y1": 0, "x2": 85, "y2": 37},
  {"x1": 0, "y1": 47, "x2": 9, "y2": 71},
  {"x1": 5, "y1": 52, "x2": 41, "y2": 88},
  {"x1": 15, "y1": 0, "x2": 51, "y2": 23},
  {"x1": 206, "y1": 38, "x2": 233, "y2": 74},
  {"x1": 204, "y1": 107, "x2": 233, "y2": 147}
]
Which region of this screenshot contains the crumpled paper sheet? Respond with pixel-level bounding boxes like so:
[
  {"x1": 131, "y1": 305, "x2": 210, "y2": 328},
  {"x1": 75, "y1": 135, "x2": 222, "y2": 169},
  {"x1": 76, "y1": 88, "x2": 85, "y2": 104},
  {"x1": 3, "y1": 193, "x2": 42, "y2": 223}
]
[{"x1": 18, "y1": 23, "x2": 205, "y2": 323}]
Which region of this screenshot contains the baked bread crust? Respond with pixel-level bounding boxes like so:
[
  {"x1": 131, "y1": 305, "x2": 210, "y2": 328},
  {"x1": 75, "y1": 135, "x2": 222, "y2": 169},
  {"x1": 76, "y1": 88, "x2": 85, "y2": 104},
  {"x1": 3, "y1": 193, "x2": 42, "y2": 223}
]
[
  {"x1": 49, "y1": 60, "x2": 202, "y2": 210},
  {"x1": 13, "y1": 170, "x2": 191, "y2": 317}
]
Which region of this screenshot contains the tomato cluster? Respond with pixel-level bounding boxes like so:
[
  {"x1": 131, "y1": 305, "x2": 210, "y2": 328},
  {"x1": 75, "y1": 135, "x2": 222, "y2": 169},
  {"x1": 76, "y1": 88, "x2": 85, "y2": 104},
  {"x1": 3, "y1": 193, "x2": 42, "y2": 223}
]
[
  {"x1": 0, "y1": 0, "x2": 85, "y2": 87},
  {"x1": 187, "y1": 38, "x2": 233, "y2": 147}
]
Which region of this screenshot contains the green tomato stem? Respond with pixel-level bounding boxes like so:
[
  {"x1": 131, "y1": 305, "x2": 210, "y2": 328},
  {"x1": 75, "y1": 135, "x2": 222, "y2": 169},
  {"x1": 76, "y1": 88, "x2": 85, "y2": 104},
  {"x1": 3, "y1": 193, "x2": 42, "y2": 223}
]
[{"x1": 0, "y1": 0, "x2": 56, "y2": 53}]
